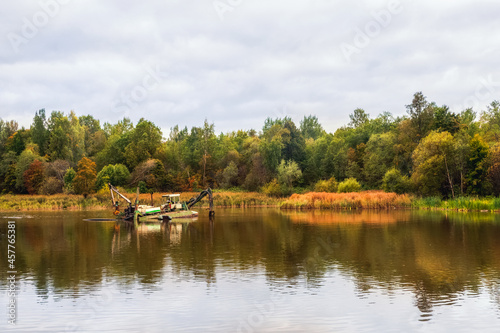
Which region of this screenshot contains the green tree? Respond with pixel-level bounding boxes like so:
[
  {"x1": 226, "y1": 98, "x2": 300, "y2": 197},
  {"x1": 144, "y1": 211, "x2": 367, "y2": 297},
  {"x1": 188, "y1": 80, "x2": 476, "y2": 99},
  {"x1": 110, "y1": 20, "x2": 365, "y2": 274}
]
[
  {"x1": 411, "y1": 131, "x2": 456, "y2": 197},
  {"x1": 261, "y1": 135, "x2": 284, "y2": 174},
  {"x1": 31, "y1": 109, "x2": 49, "y2": 156},
  {"x1": 69, "y1": 111, "x2": 85, "y2": 164},
  {"x1": 261, "y1": 117, "x2": 306, "y2": 171},
  {"x1": 277, "y1": 159, "x2": 302, "y2": 194},
  {"x1": 302, "y1": 135, "x2": 331, "y2": 184},
  {"x1": 466, "y1": 134, "x2": 490, "y2": 195},
  {"x1": 47, "y1": 111, "x2": 72, "y2": 161},
  {"x1": 221, "y1": 161, "x2": 239, "y2": 188},
  {"x1": 480, "y1": 100, "x2": 500, "y2": 142},
  {"x1": 394, "y1": 119, "x2": 419, "y2": 175},
  {"x1": 15, "y1": 147, "x2": 43, "y2": 193},
  {"x1": 0, "y1": 151, "x2": 18, "y2": 193},
  {"x1": 7, "y1": 129, "x2": 28, "y2": 155},
  {"x1": 95, "y1": 164, "x2": 130, "y2": 190},
  {"x1": 300, "y1": 115, "x2": 324, "y2": 140},
  {"x1": 63, "y1": 167, "x2": 76, "y2": 192},
  {"x1": 346, "y1": 143, "x2": 366, "y2": 183},
  {"x1": 79, "y1": 114, "x2": 103, "y2": 158},
  {"x1": 487, "y1": 145, "x2": 500, "y2": 196},
  {"x1": 459, "y1": 108, "x2": 479, "y2": 137},
  {"x1": 433, "y1": 105, "x2": 460, "y2": 134},
  {"x1": 324, "y1": 136, "x2": 348, "y2": 181},
  {"x1": 349, "y1": 108, "x2": 369, "y2": 128},
  {"x1": 406, "y1": 92, "x2": 435, "y2": 140},
  {"x1": 124, "y1": 118, "x2": 163, "y2": 169},
  {"x1": 363, "y1": 133, "x2": 396, "y2": 188},
  {"x1": 0, "y1": 119, "x2": 18, "y2": 156},
  {"x1": 130, "y1": 159, "x2": 169, "y2": 191},
  {"x1": 453, "y1": 131, "x2": 472, "y2": 195}
]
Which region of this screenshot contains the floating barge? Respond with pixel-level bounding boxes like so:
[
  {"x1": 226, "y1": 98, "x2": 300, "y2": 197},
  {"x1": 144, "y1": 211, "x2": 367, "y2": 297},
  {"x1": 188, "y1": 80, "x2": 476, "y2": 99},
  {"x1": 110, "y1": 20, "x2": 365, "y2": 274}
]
[{"x1": 109, "y1": 184, "x2": 214, "y2": 222}]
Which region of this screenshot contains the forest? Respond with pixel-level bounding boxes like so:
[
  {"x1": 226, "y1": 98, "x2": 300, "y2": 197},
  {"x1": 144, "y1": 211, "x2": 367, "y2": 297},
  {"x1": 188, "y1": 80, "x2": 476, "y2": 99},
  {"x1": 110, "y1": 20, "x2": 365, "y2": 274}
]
[{"x1": 1, "y1": 91, "x2": 500, "y2": 199}]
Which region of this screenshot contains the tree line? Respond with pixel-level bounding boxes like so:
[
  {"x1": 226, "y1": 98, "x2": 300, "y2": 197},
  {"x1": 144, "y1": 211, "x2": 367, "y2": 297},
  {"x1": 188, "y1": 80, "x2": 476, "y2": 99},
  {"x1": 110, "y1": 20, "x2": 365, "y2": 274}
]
[{"x1": 1, "y1": 91, "x2": 500, "y2": 197}]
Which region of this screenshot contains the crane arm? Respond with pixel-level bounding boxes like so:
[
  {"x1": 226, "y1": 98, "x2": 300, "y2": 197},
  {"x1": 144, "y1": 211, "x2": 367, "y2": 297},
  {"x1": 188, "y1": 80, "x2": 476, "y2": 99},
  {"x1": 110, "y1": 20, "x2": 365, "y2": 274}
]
[
  {"x1": 187, "y1": 188, "x2": 214, "y2": 213},
  {"x1": 108, "y1": 183, "x2": 132, "y2": 204}
]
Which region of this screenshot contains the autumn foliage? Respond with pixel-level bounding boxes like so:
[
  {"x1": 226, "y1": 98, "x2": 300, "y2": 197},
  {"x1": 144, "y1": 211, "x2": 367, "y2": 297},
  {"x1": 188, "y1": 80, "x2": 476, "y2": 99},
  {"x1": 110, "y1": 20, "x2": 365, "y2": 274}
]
[
  {"x1": 280, "y1": 191, "x2": 412, "y2": 209},
  {"x1": 23, "y1": 160, "x2": 45, "y2": 194},
  {"x1": 73, "y1": 157, "x2": 97, "y2": 195}
]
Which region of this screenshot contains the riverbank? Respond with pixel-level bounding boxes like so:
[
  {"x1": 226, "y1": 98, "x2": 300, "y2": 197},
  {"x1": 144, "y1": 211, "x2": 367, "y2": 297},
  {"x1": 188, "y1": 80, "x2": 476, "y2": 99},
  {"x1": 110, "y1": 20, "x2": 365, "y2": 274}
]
[
  {"x1": 1, "y1": 190, "x2": 500, "y2": 212},
  {"x1": 0, "y1": 191, "x2": 281, "y2": 212},
  {"x1": 281, "y1": 192, "x2": 500, "y2": 212},
  {"x1": 412, "y1": 196, "x2": 500, "y2": 212}
]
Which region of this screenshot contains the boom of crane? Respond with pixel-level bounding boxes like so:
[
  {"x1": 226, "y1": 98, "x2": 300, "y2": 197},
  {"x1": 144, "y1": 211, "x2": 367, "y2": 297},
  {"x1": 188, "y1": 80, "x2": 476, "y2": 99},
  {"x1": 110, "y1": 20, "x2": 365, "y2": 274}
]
[
  {"x1": 109, "y1": 183, "x2": 137, "y2": 220},
  {"x1": 186, "y1": 187, "x2": 214, "y2": 217}
]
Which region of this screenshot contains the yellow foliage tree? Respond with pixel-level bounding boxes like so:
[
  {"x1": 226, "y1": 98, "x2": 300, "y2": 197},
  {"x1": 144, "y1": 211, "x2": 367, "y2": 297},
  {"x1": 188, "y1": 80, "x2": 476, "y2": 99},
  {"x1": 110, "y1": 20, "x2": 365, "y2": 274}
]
[{"x1": 73, "y1": 157, "x2": 97, "y2": 195}]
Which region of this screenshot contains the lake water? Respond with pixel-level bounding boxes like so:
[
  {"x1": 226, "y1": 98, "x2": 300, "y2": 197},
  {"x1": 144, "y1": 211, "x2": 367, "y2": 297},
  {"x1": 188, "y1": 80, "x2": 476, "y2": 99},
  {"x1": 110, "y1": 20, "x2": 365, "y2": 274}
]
[{"x1": 1, "y1": 209, "x2": 500, "y2": 332}]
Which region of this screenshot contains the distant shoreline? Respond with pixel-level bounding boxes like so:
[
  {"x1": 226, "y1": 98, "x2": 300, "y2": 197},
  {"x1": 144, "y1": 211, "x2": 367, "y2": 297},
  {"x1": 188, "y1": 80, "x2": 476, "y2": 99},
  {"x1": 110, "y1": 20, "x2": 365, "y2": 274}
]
[{"x1": 1, "y1": 191, "x2": 499, "y2": 213}]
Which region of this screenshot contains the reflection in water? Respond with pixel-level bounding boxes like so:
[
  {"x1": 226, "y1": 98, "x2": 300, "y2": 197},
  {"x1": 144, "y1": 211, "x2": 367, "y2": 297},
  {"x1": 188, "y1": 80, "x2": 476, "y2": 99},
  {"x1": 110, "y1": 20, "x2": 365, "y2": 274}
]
[{"x1": 1, "y1": 209, "x2": 500, "y2": 331}]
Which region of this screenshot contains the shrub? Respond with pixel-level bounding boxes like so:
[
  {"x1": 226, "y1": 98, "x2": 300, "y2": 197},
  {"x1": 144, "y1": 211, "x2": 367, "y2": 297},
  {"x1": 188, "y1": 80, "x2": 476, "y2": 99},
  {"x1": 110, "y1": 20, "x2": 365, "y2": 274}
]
[
  {"x1": 41, "y1": 177, "x2": 63, "y2": 195},
  {"x1": 337, "y1": 178, "x2": 361, "y2": 193},
  {"x1": 64, "y1": 167, "x2": 76, "y2": 193},
  {"x1": 382, "y1": 168, "x2": 411, "y2": 194},
  {"x1": 314, "y1": 177, "x2": 338, "y2": 192},
  {"x1": 261, "y1": 179, "x2": 282, "y2": 197}
]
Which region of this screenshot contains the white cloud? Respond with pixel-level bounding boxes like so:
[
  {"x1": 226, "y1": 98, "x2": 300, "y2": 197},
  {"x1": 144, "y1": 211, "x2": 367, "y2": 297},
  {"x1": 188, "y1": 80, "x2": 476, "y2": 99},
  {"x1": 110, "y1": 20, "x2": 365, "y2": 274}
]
[{"x1": 1, "y1": 0, "x2": 499, "y2": 135}]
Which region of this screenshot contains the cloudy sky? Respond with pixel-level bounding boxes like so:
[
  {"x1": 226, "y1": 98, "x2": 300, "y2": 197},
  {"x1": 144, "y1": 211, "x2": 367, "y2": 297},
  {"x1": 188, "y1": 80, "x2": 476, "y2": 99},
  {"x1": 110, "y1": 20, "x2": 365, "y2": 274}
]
[{"x1": 1, "y1": 0, "x2": 499, "y2": 136}]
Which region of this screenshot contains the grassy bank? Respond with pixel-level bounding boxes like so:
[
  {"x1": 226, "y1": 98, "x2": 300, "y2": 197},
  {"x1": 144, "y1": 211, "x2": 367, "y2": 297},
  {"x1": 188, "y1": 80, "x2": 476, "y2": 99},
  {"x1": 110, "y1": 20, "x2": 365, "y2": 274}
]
[
  {"x1": 1, "y1": 190, "x2": 500, "y2": 213},
  {"x1": 0, "y1": 190, "x2": 281, "y2": 212},
  {"x1": 280, "y1": 191, "x2": 413, "y2": 210},
  {"x1": 281, "y1": 192, "x2": 500, "y2": 212},
  {"x1": 412, "y1": 196, "x2": 500, "y2": 212},
  {"x1": 0, "y1": 194, "x2": 109, "y2": 211}
]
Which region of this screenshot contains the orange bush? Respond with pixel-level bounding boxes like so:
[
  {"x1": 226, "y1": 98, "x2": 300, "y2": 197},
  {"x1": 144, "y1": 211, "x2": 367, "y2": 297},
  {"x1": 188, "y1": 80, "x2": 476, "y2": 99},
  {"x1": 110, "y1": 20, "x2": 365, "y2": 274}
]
[{"x1": 281, "y1": 191, "x2": 412, "y2": 209}]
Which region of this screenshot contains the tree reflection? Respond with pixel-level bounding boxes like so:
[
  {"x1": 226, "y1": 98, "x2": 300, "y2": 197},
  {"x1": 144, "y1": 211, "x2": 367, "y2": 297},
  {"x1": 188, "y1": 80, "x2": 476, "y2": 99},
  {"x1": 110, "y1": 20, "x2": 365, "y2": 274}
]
[{"x1": 1, "y1": 209, "x2": 500, "y2": 317}]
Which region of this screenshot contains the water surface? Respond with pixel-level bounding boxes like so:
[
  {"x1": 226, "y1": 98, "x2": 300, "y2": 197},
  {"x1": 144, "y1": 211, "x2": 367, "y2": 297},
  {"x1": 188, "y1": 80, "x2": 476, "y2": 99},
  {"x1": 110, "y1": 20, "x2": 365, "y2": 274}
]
[{"x1": 1, "y1": 209, "x2": 500, "y2": 332}]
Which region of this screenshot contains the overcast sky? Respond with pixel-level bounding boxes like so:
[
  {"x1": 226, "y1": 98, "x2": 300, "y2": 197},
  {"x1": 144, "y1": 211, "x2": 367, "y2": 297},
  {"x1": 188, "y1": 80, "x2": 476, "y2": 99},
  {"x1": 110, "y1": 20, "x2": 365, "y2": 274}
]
[{"x1": 1, "y1": 0, "x2": 499, "y2": 136}]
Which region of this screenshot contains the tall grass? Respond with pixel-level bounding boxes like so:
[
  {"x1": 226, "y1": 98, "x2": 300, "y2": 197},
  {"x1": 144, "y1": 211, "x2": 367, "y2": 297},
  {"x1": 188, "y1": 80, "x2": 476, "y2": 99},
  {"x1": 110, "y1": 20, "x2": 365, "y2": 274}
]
[
  {"x1": 280, "y1": 191, "x2": 413, "y2": 210},
  {"x1": 0, "y1": 194, "x2": 109, "y2": 211},
  {"x1": 412, "y1": 196, "x2": 500, "y2": 212},
  {"x1": 3, "y1": 190, "x2": 500, "y2": 212},
  {"x1": 0, "y1": 191, "x2": 281, "y2": 211},
  {"x1": 411, "y1": 196, "x2": 442, "y2": 208}
]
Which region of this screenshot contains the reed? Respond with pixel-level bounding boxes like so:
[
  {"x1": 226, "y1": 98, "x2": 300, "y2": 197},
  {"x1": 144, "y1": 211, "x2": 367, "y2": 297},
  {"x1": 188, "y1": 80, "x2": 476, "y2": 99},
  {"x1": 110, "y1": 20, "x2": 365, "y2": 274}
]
[
  {"x1": 2, "y1": 190, "x2": 500, "y2": 213},
  {"x1": 115, "y1": 191, "x2": 281, "y2": 208},
  {"x1": 411, "y1": 196, "x2": 442, "y2": 209},
  {"x1": 0, "y1": 194, "x2": 109, "y2": 211},
  {"x1": 411, "y1": 196, "x2": 500, "y2": 212},
  {"x1": 280, "y1": 191, "x2": 413, "y2": 210},
  {"x1": 0, "y1": 191, "x2": 281, "y2": 211}
]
